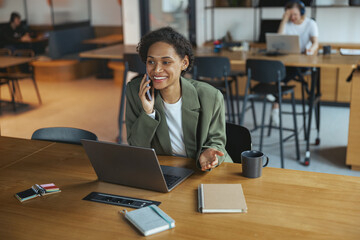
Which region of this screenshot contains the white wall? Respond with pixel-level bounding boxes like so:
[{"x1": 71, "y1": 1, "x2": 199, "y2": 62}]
[
  {"x1": 122, "y1": 0, "x2": 140, "y2": 45},
  {"x1": 0, "y1": 0, "x2": 26, "y2": 22},
  {"x1": 1, "y1": 0, "x2": 122, "y2": 26},
  {"x1": 26, "y1": 0, "x2": 51, "y2": 25},
  {"x1": 90, "y1": 0, "x2": 122, "y2": 26},
  {"x1": 316, "y1": 8, "x2": 360, "y2": 43}
]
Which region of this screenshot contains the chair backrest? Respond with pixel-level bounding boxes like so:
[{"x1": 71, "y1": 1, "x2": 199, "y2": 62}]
[
  {"x1": 14, "y1": 49, "x2": 35, "y2": 57},
  {"x1": 31, "y1": 127, "x2": 98, "y2": 145},
  {"x1": 193, "y1": 56, "x2": 230, "y2": 80},
  {"x1": 0, "y1": 48, "x2": 12, "y2": 56},
  {"x1": 246, "y1": 59, "x2": 285, "y2": 83},
  {"x1": 117, "y1": 54, "x2": 145, "y2": 143},
  {"x1": 258, "y1": 19, "x2": 281, "y2": 43},
  {"x1": 124, "y1": 53, "x2": 146, "y2": 74},
  {"x1": 12, "y1": 49, "x2": 35, "y2": 73},
  {"x1": 225, "y1": 122, "x2": 252, "y2": 163}
]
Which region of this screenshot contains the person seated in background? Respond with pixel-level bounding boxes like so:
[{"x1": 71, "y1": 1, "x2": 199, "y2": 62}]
[
  {"x1": 271, "y1": 0, "x2": 319, "y2": 124},
  {"x1": 278, "y1": 0, "x2": 319, "y2": 55},
  {"x1": 0, "y1": 12, "x2": 31, "y2": 51},
  {"x1": 125, "y1": 27, "x2": 232, "y2": 171}
]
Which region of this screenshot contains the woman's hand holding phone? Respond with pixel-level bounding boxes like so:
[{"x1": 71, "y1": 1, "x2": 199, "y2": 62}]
[{"x1": 139, "y1": 74, "x2": 155, "y2": 114}]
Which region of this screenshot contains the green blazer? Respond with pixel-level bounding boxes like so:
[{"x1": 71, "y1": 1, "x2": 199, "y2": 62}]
[{"x1": 125, "y1": 76, "x2": 232, "y2": 169}]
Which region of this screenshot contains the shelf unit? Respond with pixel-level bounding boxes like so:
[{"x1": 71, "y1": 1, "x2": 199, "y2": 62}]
[{"x1": 206, "y1": 0, "x2": 359, "y2": 42}]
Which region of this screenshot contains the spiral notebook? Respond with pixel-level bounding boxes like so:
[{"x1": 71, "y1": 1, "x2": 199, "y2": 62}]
[{"x1": 122, "y1": 205, "x2": 175, "y2": 236}]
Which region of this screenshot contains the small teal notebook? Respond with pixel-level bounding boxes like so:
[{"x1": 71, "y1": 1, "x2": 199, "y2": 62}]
[{"x1": 123, "y1": 205, "x2": 175, "y2": 236}]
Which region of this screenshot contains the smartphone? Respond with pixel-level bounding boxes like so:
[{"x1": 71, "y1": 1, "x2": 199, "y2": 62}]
[{"x1": 146, "y1": 74, "x2": 152, "y2": 101}]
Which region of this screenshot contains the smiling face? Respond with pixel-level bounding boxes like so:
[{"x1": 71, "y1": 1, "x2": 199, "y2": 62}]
[
  {"x1": 288, "y1": 7, "x2": 302, "y2": 24},
  {"x1": 146, "y1": 41, "x2": 189, "y2": 92}
]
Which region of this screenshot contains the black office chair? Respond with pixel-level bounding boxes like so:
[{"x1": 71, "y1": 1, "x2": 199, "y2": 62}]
[
  {"x1": 225, "y1": 122, "x2": 252, "y2": 164},
  {"x1": 0, "y1": 48, "x2": 14, "y2": 113},
  {"x1": 193, "y1": 56, "x2": 241, "y2": 124},
  {"x1": 283, "y1": 66, "x2": 320, "y2": 144},
  {"x1": 240, "y1": 59, "x2": 300, "y2": 168},
  {"x1": 31, "y1": 127, "x2": 98, "y2": 145},
  {"x1": 117, "y1": 53, "x2": 146, "y2": 143},
  {"x1": 0, "y1": 49, "x2": 42, "y2": 111}
]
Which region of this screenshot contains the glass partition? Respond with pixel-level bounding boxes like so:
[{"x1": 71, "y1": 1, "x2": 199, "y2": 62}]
[{"x1": 148, "y1": 0, "x2": 190, "y2": 39}]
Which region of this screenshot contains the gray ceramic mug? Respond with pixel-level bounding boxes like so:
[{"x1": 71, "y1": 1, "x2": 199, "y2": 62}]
[{"x1": 241, "y1": 150, "x2": 269, "y2": 178}]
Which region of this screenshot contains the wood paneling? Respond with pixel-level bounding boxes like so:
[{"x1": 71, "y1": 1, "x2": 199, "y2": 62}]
[
  {"x1": 320, "y1": 67, "x2": 337, "y2": 102},
  {"x1": 108, "y1": 61, "x2": 124, "y2": 86},
  {"x1": 346, "y1": 71, "x2": 360, "y2": 168},
  {"x1": 337, "y1": 66, "x2": 354, "y2": 102},
  {"x1": 32, "y1": 60, "x2": 98, "y2": 82}
]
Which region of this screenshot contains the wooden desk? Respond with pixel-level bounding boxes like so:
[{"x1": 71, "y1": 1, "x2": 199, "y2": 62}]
[
  {"x1": 1, "y1": 137, "x2": 360, "y2": 239},
  {"x1": 0, "y1": 137, "x2": 53, "y2": 169},
  {"x1": 79, "y1": 44, "x2": 136, "y2": 60},
  {"x1": 82, "y1": 34, "x2": 123, "y2": 45},
  {"x1": 79, "y1": 44, "x2": 359, "y2": 69},
  {"x1": 0, "y1": 56, "x2": 33, "y2": 68},
  {"x1": 79, "y1": 44, "x2": 135, "y2": 79}
]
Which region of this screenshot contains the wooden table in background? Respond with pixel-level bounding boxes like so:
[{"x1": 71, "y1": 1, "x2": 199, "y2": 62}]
[
  {"x1": 82, "y1": 34, "x2": 123, "y2": 46},
  {"x1": 0, "y1": 56, "x2": 33, "y2": 68},
  {"x1": 0, "y1": 136, "x2": 360, "y2": 239},
  {"x1": 79, "y1": 44, "x2": 134, "y2": 79},
  {"x1": 79, "y1": 44, "x2": 136, "y2": 60}
]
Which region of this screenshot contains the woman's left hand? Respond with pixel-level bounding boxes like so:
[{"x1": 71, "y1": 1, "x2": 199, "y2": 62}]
[{"x1": 199, "y1": 148, "x2": 224, "y2": 171}]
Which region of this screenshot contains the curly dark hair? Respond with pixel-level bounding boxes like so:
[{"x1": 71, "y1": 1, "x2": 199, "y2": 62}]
[{"x1": 137, "y1": 27, "x2": 194, "y2": 76}]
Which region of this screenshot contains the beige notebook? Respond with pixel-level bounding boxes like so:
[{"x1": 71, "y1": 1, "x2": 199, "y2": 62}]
[{"x1": 198, "y1": 184, "x2": 247, "y2": 213}]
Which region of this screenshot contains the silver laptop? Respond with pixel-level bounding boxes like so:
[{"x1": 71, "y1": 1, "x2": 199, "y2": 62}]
[
  {"x1": 81, "y1": 139, "x2": 194, "y2": 193},
  {"x1": 266, "y1": 33, "x2": 301, "y2": 54}
]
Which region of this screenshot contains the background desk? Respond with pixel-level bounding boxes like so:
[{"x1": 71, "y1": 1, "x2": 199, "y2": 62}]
[
  {"x1": 79, "y1": 44, "x2": 136, "y2": 60},
  {"x1": 82, "y1": 34, "x2": 123, "y2": 46},
  {"x1": 0, "y1": 56, "x2": 33, "y2": 69},
  {"x1": 79, "y1": 45, "x2": 360, "y2": 169},
  {"x1": 1, "y1": 137, "x2": 360, "y2": 240}
]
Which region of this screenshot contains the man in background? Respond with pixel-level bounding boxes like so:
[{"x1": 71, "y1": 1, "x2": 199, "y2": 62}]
[{"x1": 0, "y1": 12, "x2": 31, "y2": 51}]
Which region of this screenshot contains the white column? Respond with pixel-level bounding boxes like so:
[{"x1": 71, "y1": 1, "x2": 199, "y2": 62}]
[{"x1": 122, "y1": 0, "x2": 141, "y2": 45}]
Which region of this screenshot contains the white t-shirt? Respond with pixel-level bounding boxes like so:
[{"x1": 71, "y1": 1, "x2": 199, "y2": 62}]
[
  {"x1": 147, "y1": 98, "x2": 186, "y2": 157},
  {"x1": 283, "y1": 17, "x2": 319, "y2": 53}
]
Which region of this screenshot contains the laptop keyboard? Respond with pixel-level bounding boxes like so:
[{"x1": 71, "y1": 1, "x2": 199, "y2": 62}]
[{"x1": 163, "y1": 174, "x2": 182, "y2": 188}]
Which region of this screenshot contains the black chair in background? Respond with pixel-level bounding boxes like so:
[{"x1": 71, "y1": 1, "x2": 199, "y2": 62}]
[
  {"x1": 258, "y1": 19, "x2": 281, "y2": 43},
  {"x1": 0, "y1": 49, "x2": 42, "y2": 111},
  {"x1": 31, "y1": 127, "x2": 98, "y2": 145},
  {"x1": 225, "y1": 122, "x2": 252, "y2": 164},
  {"x1": 193, "y1": 56, "x2": 242, "y2": 124},
  {"x1": 0, "y1": 48, "x2": 14, "y2": 113},
  {"x1": 0, "y1": 48, "x2": 11, "y2": 56},
  {"x1": 117, "y1": 53, "x2": 146, "y2": 144},
  {"x1": 240, "y1": 59, "x2": 300, "y2": 168}
]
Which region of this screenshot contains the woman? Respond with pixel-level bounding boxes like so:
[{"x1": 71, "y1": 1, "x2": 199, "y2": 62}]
[
  {"x1": 278, "y1": 0, "x2": 319, "y2": 55},
  {"x1": 271, "y1": 0, "x2": 319, "y2": 125},
  {"x1": 126, "y1": 27, "x2": 231, "y2": 171}
]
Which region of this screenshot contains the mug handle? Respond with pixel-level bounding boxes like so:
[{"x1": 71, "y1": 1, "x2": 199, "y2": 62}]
[{"x1": 263, "y1": 155, "x2": 269, "y2": 167}]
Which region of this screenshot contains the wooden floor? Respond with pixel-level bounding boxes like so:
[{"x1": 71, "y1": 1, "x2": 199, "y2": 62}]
[{"x1": 0, "y1": 76, "x2": 121, "y2": 142}]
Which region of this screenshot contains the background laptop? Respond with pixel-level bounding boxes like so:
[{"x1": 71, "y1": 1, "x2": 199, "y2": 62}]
[
  {"x1": 81, "y1": 140, "x2": 194, "y2": 193},
  {"x1": 266, "y1": 33, "x2": 301, "y2": 54}
]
